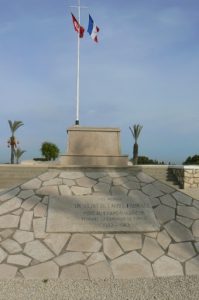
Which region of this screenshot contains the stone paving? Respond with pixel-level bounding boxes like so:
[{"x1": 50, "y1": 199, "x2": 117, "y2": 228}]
[{"x1": 0, "y1": 168, "x2": 199, "y2": 279}]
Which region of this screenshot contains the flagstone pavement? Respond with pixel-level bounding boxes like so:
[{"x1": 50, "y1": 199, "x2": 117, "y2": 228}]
[{"x1": 0, "y1": 168, "x2": 199, "y2": 279}]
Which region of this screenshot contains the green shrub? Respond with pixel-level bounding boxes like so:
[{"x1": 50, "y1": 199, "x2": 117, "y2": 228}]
[{"x1": 40, "y1": 142, "x2": 60, "y2": 161}]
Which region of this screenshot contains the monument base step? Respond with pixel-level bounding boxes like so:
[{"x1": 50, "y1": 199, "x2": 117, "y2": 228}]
[{"x1": 59, "y1": 154, "x2": 128, "y2": 167}]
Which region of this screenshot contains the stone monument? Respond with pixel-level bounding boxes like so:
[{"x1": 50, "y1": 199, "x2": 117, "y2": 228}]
[{"x1": 59, "y1": 126, "x2": 128, "y2": 166}]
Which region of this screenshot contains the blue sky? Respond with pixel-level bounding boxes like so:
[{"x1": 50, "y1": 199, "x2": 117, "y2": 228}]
[{"x1": 0, "y1": 0, "x2": 199, "y2": 164}]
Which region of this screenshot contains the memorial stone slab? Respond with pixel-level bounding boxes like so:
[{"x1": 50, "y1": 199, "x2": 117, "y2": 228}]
[{"x1": 46, "y1": 195, "x2": 160, "y2": 232}]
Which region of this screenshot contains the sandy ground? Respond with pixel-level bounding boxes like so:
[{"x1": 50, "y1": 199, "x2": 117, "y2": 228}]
[{"x1": 0, "y1": 277, "x2": 199, "y2": 300}]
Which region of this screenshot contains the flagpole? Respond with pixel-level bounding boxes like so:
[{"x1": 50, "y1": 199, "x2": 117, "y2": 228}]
[{"x1": 75, "y1": 0, "x2": 80, "y2": 125}]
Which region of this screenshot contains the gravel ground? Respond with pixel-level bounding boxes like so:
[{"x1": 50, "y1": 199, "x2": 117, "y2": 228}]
[{"x1": 0, "y1": 276, "x2": 199, "y2": 300}]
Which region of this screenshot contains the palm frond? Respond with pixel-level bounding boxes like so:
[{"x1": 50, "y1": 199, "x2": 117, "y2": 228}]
[
  {"x1": 14, "y1": 148, "x2": 26, "y2": 158},
  {"x1": 129, "y1": 124, "x2": 143, "y2": 143},
  {"x1": 8, "y1": 120, "x2": 24, "y2": 134}
]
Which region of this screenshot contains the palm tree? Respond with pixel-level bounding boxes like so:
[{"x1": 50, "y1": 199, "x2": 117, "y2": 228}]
[
  {"x1": 14, "y1": 148, "x2": 26, "y2": 164},
  {"x1": 129, "y1": 124, "x2": 143, "y2": 165},
  {"x1": 8, "y1": 120, "x2": 24, "y2": 164}
]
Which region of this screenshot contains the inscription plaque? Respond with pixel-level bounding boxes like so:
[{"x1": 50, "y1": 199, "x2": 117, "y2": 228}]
[{"x1": 46, "y1": 195, "x2": 160, "y2": 232}]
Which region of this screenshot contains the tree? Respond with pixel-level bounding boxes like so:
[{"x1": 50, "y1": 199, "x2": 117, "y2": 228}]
[
  {"x1": 41, "y1": 142, "x2": 60, "y2": 161},
  {"x1": 14, "y1": 148, "x2": 26, "y2": 164},
  {"x1": 7, "y1": 120, "x2": 24, "y2": 164},
  {"x1": 129, "y1": 124, "x2": 143, "y2": 165},
  {"x1": 183, "y1": 155, "x2": 199, "y2": 165},
  {"x1": 130, "y1": 156, "x2": 165, "y2": 165}
]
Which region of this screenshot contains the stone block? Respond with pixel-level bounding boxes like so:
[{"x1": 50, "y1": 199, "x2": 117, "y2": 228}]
[
  {"x1": 0, "y1": 247, "x2": 8, "y2": 263},
  {"x1": 20, "y1": 211, "x2": 33, "y2": 231},
  {"x1": 71, "y1": 186, "x2": 92, "y2": 195},
  {"x1": 36, "y1": 186, "x2": 59, "y2": 196},
  {"x1": 18, "y1": 190, "x2": 34, "y2": 200},
  {"x1": 21, "y1": 195, "x2": 41, "y2": 210},
  {"x1": 141, "y1": 237, "x2": 164, "y2": 262},
  {"x1": 21, "y1": 178, "x2": 42, "y2": 190},
  {"x1": 115, "y1": 234, "x2": 142, "y2": 251},
  {"x1": 60, "y1": 264, "x2": 89, "y2": 279},
  {"x1": 42, "y1": 178, "x2": 62, "y2": 186},
  {"x1": 38, "y1": 171, "x2": 59, "y2": 181},
  {"x1": 88, "y1": 261, "x2": 113, "y2": 279},
  {"x1": 136, "y1": 172, "x2": 155, "y2": 183},
  {"x1": 0, "y1": 264, "x2": 18, "y2": 278},
  {"x1": 0, "y1": 197, "x2": 22, "y2": 216},
  {"x1": 0, "y1": 229, "x2": 14, "y2": 239},
  {"x1": 93, "y1": 182, "x2": 110, "y2": 193},
  {"x1": 7, "y1": 254, "x2": 31, "y2": 266},
  {"x1": 54, "y1": 251, "x2": 86, "y2": 266},
  {"x1": 33, "y1": 217, "x2": 47, "y2": 239},
  {"x1": 192, "y1": 220, "x2": 199, "y2": 237},
  {"x1": 13, "y1": 230, "x2": 34, "y2": 244},
  {"x1": 177, "y1": 206, "x2": 199, "y2": 220},
  {"x1": 0, "y1": 215, "x2": 20, "y2": 229},
  {"x1": 173, "y1": 191, "x2": 192, "y2": 205},
  {"x1": 85, "y1": 252, "x2": 106, "y2": 266},
  {"x1": 59, "y1": 185, "x2": 72, "y2": 196},
  {"x1": 0, "y1": 188, "x2": 20, "y2": 202},
  {"x1": 103, "y1": 238, "x2": 123, "y2": 260},
  {"x1": 142, "y1": 184, "x2": 163, "y2": 198},
  {"x1": 20, "y1": 261, "x2": 59, "y2": 279},
  {"x1": 168, "y1": 242, "x2": 196, "y2": 262},
  {"x1": 111, "y1": 251, "x2": 153, "y2": 279},
  {"x1": 160, "y1": 194, "x2": 176, "y2": 208},
  {"x1": 185, "y1": 255, "x2": 199, "y2": 275},
  {"x1": 154, "y1": 205, "x2": 175, "y2": 224},
  {"x1": 33, "y1": 203, "x2": 47, "y2": 217},
  {"x1": 152, "y1": 255, "x2": 183, "y2": 277},
  {"x1": 1, "y1": 239, "x2": 22, "y2": 254},
  {"x1": 176, "y1": 216, "x2": 193, "y2": 228},
  {"x1": 43, "y1": 233, "x2": 71, "y2": 255},
  {"x1": 76, "y1": 177, "x2": 97, "y2": 187},
  {"x1": 157, "y1": 230, "x2": 171, "y2": 250},
  {"x1": 59, "y1": 171, "x2": 84, "y2": 179},
  {"x1": 164, "y1": 220, "x2": 194, "y2": 242},
  {"x1": 23, "y1": 240, "x2": 54, "y2": 262},
  {"x1": 111, "y1": 186, "x2": 128, "y2": 195},
  {"x1": 67, "y1": 234, "x2": 101, "y2": 252}
]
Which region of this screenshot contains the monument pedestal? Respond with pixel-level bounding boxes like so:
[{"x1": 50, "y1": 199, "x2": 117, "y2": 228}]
[{"x1": 59, "y1": 126, "x2": 128, "y2": 166}]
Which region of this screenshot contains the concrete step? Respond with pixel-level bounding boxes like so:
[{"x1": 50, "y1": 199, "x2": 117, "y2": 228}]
[{"x1": 0, "y1": 166, "x2": 48, "y2": 189}]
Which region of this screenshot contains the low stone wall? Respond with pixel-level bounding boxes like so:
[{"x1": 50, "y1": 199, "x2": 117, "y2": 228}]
[{"x1": 170, "y1": 166, "x2": 199, "y2": 189}]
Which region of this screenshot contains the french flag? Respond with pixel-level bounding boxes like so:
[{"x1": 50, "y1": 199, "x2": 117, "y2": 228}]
[{"x1": 87, "y1": 15, "x2": 100, "y2": 43}]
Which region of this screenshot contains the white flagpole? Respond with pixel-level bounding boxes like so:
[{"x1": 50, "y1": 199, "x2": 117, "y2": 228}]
[
  {"x1": 70, "y1": 0, "x2": 87, "y2": 125},
  {"x1": 75, "y1": 0, "x2": 80, "y2": 125}
]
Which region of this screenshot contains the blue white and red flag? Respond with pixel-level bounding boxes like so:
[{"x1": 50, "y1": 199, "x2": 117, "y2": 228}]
[{"x1": 87, "y1": 14, "x2": 100, "y2": 43}]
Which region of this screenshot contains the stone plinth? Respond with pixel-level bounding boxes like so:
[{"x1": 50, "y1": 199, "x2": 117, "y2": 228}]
[{"x1": 59, "y1": 126, "x2": 128, "y2": 166}]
